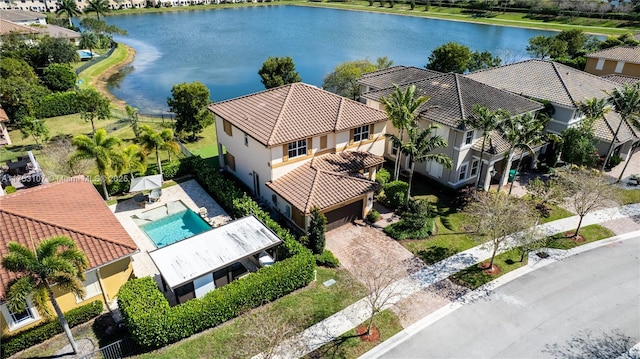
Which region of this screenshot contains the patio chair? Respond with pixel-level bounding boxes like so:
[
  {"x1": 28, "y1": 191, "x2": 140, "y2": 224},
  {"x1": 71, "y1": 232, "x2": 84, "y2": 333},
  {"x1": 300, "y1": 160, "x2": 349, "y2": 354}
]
[{"x1": 149, "y1": 188, "x2": 162, "y2": 202}]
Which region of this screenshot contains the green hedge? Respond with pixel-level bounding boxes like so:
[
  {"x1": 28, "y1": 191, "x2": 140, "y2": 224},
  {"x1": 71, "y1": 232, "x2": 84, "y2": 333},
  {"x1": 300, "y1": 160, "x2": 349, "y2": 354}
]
[
  {"x1": 33, "y1": 91, "x2": 80, "y2": 118},
  {"x1": 1, "y1": 300, "x2": 104, "y2": 359},
  {"x1": 118, "y1": 156, "x2": 314, "y2": 348}
]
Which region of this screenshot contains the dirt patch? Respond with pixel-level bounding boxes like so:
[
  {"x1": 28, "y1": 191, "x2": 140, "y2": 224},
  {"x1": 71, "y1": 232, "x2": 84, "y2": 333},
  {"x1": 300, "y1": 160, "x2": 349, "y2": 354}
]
[
  {"x1": 564, "y1": 231, "x2": 585, "y2": 242},
  {"x1": 480, "y1": 262, "x2": 501, "y2": 275},
  {"x1": 91, "y1": 44, "x2": 137, "y2": 111},
  {"x1": 355, "y1": 325, "x2": 380, "y2": 342}
]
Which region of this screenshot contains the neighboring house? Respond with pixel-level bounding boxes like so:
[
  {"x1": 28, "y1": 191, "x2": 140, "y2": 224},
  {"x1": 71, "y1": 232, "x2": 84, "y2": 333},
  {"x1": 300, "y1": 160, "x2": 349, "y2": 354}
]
[
  {"x1": 360, "y1": 72, "x2": 543, "y2": 190},
  {"x1": 36, "y1": 24, "x2": 81, "y2": 45},
  {"x1": 584, "y1": 46, "x2": 640, "y2": 77},
  {"x1": 0, "y1": 10, "x2": 47, "y2": 24},
  {"x1": 0, "y1": 18, "x2": 38, "y2": 36},
  {"x1": 467, "y1": 60, "x2": 638, "y2": 161},
  {"x1": 0, "y1": 107, "x2": 11, "y2": 147},
  {"x1": 208, "y1": 82, "x2": 388, "y2": 231},
  {"x1": 149, "y1": 215, "x2": 282, "y2": 304},
  {"x1": 358, "y1": 65, "x2": 441, "y2": 96},
  {"x1": 601, "y1": 74, "x2": 640, "y2": 85},
  {"x1": 0, "y1": 179, "x2": 138, "y2": 335}
]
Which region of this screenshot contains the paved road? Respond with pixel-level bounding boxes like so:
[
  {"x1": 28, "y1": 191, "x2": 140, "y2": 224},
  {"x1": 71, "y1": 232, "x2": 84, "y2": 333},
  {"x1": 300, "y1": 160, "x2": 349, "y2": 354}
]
[{"x1": 380, "y1": 237, "x2": 640, "y2": 358}]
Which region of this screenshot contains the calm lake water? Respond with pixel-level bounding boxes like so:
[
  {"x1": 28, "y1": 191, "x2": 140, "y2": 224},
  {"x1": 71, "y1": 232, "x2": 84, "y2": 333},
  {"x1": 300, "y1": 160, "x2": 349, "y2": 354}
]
[{"x1": 105, "y1": 6, "x2": 557, "y2": 114}]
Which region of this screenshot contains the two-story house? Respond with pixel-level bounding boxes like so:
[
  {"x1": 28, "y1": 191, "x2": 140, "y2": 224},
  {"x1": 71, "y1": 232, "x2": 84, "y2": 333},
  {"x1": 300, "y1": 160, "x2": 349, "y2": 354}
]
[
  {"x1": 584, "y1": 46, "x2": 640, "y2": 78},
  {"x1": 208, "y1": 83, "x2": 388, "y2": 231},
  {"x1": 360, "y1": 69, "x2": 543, "y2": 191},
  {"x1": 467, "y1": 59, "x2": 638, "y2": 162}
]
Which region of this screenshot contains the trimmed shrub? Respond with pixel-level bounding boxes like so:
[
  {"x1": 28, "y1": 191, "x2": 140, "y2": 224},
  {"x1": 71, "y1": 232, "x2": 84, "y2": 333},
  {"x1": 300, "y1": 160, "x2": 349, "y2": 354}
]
[
  {"x1": 315, "y1": 250, "x2": 340, "y2": 268},
  {"x1": 384, "y1": 217, "x2": 435, "y2": 240},
  {"x1": 375, "y1": 167, "x2": 391, "y2": 186},
  {"x1": 1, "y1": 300, "x2": 103, "y2": 359},
  {"x1": 366, "y1": 209, "x2": 381, "y2": 223},
  {"x1": 606, "y1": 155, "x2": 623, "y2": 170},
  {"x1": 4, "y1": 186, "x2": 17, "y2": 194},
  {"x1": 33, "y1": 91, "x2": 80, "y2": 118},
  {"x1": 383, "y1": 180, "x2": 409, "y2": 209}
]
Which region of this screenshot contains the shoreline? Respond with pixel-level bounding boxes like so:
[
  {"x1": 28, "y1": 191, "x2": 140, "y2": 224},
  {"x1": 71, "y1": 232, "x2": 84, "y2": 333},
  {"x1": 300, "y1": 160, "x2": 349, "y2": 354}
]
[{"x1": 92, "y1": 43, "x2": 137, "y2": 111}]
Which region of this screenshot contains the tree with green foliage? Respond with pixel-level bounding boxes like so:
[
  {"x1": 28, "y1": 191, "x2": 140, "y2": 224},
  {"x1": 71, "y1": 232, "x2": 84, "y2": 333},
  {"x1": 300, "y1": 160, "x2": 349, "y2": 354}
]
[
  {"x1": 56, "y1": 0, "x2": 82, "y2": 27},
  {"x1": 84, "y1": 0, "x2": 111, "y2": 21},
  {"x1": 258, "y1": 56, "x2": 301, "y2": 89},
  {"x1": 79, "y1": 18, "x2": 127, "y2": 37},
  {"x1": 2, "y1": 236, "x2": 89, "y2": 354},
  {"x1": 608, "y1": 83, "x2": 640, "y2": 182},
  {"x1": 598, "y1": 32, "x2": 639, "y2": 50},
  {"x1": 125, "y1": 105, "x2": 140, "y2": 137},
  {"x1": 526, "y1": 35, "x2": 568, "y2": 60},
  {"x1": 42, "y1": 63, "x2": 77, "y2": 92},
  {"x1": 555, "y1": 29, "x2": 588, "y2": 58},
  {"x1": 561, "y1": 119, "x2": 598, "y2": 167},
  {"x1": 138, "y1": 125, "x2": 178, "y2": 176},
  {"x1": 0, "y1": 58, "x2": 50, "y2": 121},
  {"x1": 76, "y1": 88, "x2": 111, "y2": 134},
  {"x1": 115, "y1": 144, "x2": 146, "y2": 179},
  {"x1": 507, "y1": 114, "x2": 549, "y2": 195},
  {"x1": 308, "y1": 206, "x2": 327, "y2": 255},
  {"x1": 167, "y1": 82, "x2": 214, "y2": 140},
  {"x1": 468, "y1": 50, "x2": 502, "y2": 71},
  {"x1": 322, "y1": 59, "x2": 378, "y2": 100},
  {"x1": 426, "y1": 42, "x2": 471, "y2": 73},
  {"x1": 18, "y1": 116, "x2": 49, "y2": 148},
  {"x1": 79, "y1": 31, "x2": 99, "y2": 59},
  {"x1": 376, "y1": 56, "x2": 394, "y2": 70},
  {"x1": 31, "y1": 36, "x2": 79, "y2": 67},
  {"x1": 380, "y1": 85, "x2": 429, "y2": 180},
  {"x1": 72, "y1": 129, "x2": 122, "y2": 200}
]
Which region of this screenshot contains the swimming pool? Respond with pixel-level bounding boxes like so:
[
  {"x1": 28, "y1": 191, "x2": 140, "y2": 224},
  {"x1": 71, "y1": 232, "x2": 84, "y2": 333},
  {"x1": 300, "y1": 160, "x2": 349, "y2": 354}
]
[{"x1": 139, "y1": 207, "x2": 211, "y2": 248}]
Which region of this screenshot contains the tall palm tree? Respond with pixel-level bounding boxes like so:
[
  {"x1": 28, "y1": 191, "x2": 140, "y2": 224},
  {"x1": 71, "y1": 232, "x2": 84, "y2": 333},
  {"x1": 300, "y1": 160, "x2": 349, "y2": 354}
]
[
  {"x1": 114, "y1": 144, "x2": 146, "y2": 179},
  {"x1": 139, "y1": 125, "x2": 177, "y2": 176},
  {"x1": 2, "y1": 236, "x2": 89, "y2": 355},
  {"x1": 79, "y1": 31, "x2": 99, "y2": 60},
  {"x1": 380, "y1": 85, "x2": 430, "y2": 181},
  {"x1": 84, "y1": 0, "x2": 111, "y2": 21},
  {"x1": 72, "y1": 129, "x2": 122, "y2": 200},
  {"x1": 507, "y1": 114, "x2": 549, "y2": 194},
  {"x1": 459, "y1": 105, "x2": 508, "y2": 190},
  {"x1": 386, "y1": 123, "x2": 452, "y2": 204},
  {"x1": 605, "y1": 83, "x2": 640, "y2": 181},
  {"x1": 56, "y1": 0, "x2": 82, "y2": 27}
]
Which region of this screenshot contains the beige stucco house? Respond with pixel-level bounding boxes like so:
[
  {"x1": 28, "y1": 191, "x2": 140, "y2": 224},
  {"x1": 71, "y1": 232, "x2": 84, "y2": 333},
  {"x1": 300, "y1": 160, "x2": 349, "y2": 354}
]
[
  {"x1": 208, "y1": 82, "x2": 388, "y2": 231},
  {"x1": 585, "y1": 46, "x2": 640, "y2": 78}
]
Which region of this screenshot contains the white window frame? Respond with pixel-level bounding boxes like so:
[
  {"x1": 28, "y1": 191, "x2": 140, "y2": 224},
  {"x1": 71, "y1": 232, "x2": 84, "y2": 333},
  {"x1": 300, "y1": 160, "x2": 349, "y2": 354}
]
[
  {"x1": 287, "y1": 139, "x2": 307, "y2": 159},
  {"x1": 390, "y1": 143, "x2": 399, "y2": 157},
  {"x1": 353, "y1": 125, "x2": 370, "y2": 143},
  {"x1": 464, "y1": 130, "x2": 474, "y2": 145},
  {"x1": 595, "y1": 58, "x2": 605, "y2": 70},
  {"x1": 0, "y1": 300, "x2": 40, "y2": 332},
  {"x1": 470, "y1": 159, "x2": 479, "y2": 177},
  {"x1": 458, "y1": 162, "x2": 469, "y2": 181},
  {"x1": 75, "y1": 270, "x2": 102, "y2": 304},
  {"x1": 614, "y1": 61, "x2": 625, "y2": 74}
]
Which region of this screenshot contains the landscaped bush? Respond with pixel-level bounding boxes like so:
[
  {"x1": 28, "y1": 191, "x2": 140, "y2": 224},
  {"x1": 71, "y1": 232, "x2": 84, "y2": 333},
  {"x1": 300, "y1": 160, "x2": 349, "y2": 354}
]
[
  {"x1": 1, "y1": 300, "x2": 103, "y2": 359},
  {"x1": 33, "y1": 91, "x2": 80, "y2": 118},
  {"x1": 384, "y1": 199, "x2": 437, "y2": 240},
  {"x1": 118, "y1": 156, "x2": 315, "y2": 348},
  {"x1": 383, "y1": 180, "x2": 408, "y2": 209},
  {"x1": 606, "y1": 154, "x2": 623, "y2": 170},
  {"x1": 4, "y1": 186, "x2": 17, "y2": 194},
  {"x1": 314, "y1": 249, "x2": 340, "y2": 268},
  {"x1": 93, "y1": 175, "x2": 131, "y2": 197},
  {"x1": 366, "y1": 209, "x2": 381, "y2": 223},
  {"x1": 384, "y1": 217, "x2": 435, "y2": 240},
  {"x1": 375, "y1": 167, "x2": 391, "y2": 186}
]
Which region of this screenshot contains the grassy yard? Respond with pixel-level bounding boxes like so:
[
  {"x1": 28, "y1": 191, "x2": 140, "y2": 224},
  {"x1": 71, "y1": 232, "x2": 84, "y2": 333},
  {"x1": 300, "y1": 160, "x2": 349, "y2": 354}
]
[
  {"x1": 450, "y1": 248, "x2": 527, "y2": 290},
  {"x1": 539, "y1": 203, "x2": 575, "y2": 223},
  {"x1": 304, "y1": 310, "x2": 403, "y2": 359},
  {"x1": 135, "y1": 267, "x2": 367, "y2": 358},
  {"x1": 77, "y1": 44, "x2": 129, "y2": 91},
  {"x1": 617, "y1": 188, "x2": 640, "y2": 205},
  {"x1": 546, "y1": 224, "x2": 616, "y2": 249}
]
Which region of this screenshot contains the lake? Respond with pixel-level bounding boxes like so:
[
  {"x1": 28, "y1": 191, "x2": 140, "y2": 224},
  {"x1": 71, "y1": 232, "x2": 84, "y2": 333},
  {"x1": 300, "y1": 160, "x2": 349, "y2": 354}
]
[{"x1": 105, "y1": 5, "x2": 557, "y2": 114}]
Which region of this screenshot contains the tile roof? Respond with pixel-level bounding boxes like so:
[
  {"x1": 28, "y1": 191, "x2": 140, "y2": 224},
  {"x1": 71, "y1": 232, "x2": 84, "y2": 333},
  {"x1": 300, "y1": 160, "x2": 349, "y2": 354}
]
[
  {"x1": 585, "y1": 46, "x2": 640, "y2": 64},
  {"x1": 358, "y1": 66, "x2": 442, "y2": 90},
  {"x1": 593, "y1": 111, "x2": 637, "y2": 143},
  {"x1": 0, "y1": 10, "x2": 45, "y2": 22},
  {"x1": 208, "y1": 83, "x2": 387, "y2": 147},
  {"x1": 471, "y1": 130, "x2": 512, "y2": 155},
  {"x1": 466, "y1": 59, "x2": 620, "y2": 107},
  {"x1": 0, "y1": 18, "x2": 38, "y2": 35},
  {"x1": 36, "y1": 24, "x2": 80, "y2": 39},
  {"x1": 601, "y1": 74, "x2": 640, "y2": 85},
  {"x1": 0, "y1": 107, "x2": 8, "y2": 122},
  {"x1": 267, "y1": 152, "x2": 381, "y2": 213},
  {"x1": 361, "y1": 73, "x2": 543, "y2": 129},
  {"x1": 0, "y1": 178, "x2": 138, "y2": 300}
]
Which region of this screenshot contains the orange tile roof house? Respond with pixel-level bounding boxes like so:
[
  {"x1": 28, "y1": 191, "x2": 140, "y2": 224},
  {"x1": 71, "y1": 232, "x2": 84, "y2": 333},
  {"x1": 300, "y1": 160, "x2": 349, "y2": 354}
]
[
  {"x1": 585, "y1": 46, "x2": 640, "y2": 78},
  {"x1": 208, "y1": 82, "x2": 388, "y2": 231},
  {"x1": 0, "y1": 179, "x2": 138, "y2": 334}
]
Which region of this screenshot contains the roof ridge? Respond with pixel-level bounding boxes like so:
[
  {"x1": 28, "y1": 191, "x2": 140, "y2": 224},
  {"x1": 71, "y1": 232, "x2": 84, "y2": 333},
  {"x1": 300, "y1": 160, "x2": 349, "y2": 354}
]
[
  {"x1": 453, "y1": 74, "x2": 466, "y2": 120},
  {"x1": 267, "y1": 84, "x2": 297, "y2": 146},
  {"x1": 334, "y1": 97, "x2": 346, "y2": 131},
  {"x1": 305, "y1": 167, "x2": 322, "y2": 213},
  {"x1": 0, "y1": 208, "x2": 137, "y2": 251},
  {"x1": 360, "y1": 66, "x2": 407, "y2": 80},
  {"x1": 550, "y1": 61, "x2": 578, "y2": 107}
]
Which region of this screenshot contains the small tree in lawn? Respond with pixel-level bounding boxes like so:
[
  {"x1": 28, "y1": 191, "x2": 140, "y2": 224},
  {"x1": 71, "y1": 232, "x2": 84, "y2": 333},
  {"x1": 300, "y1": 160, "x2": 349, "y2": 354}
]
[
  {"x1": 308, "y1": 206, "x2": 326, "y2": 255},
  {"x1": 464, "y1": 191, "x2": 537, "y2": 271},
  {"x1": 167, "y1": 82, "x2": 214, "y2": 141},
  {"x1": 76, "y1": 88, "x2": 111, "y2": 135},
  {"x1": 526, "y1": 176, "x2": 565, "y2": 218},
  {"x1": 18, "y1": 116, "x2": 49, "y2": 148},
  {"x1": 357, "y1": 263, "x2": 403, "y2": 336},
  {"x1": 258, "y1": 56, "x2": 301, "y2": 89},
  {"x1": 554, "y1": 167, "x2": 618, "y2": 238},
  {"x1": 512, "y1": 222, "x2": 546, "y2": 263}
]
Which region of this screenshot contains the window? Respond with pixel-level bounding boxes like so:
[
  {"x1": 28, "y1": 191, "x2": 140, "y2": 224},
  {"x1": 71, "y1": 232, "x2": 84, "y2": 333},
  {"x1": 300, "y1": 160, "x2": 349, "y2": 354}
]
[
  {"x1": 244, "y1": 134, "x2": 248, "y2": 147},
  {"x1": 223, "y1": 119, "x2": 232, "y2": 136},
  {"x1": 224, "y1": 152, "x2": 236, "y2": 171},
  {"x1": 458, "y1": 163, "x2": 468, "y2": 181},
  {"x1": 595, "y1": 58, "x2": 605, "y2": 70},
  {"x1": 10, "y1": 307, "x2": 34, "y2": 324},
  {"x1": 320, "y1": 135, "x2": 327, "y2": 149},
  {"x1": 1, "y1": 301, "x2": 39, "y2": 331},
  {"x1": 287, "y1": 139, "x2": 307, "y2": 159},
  {"x1": 464, "y1": 130, "x2": 474, "y2": 145},
  {"x1": 391, "y1": 145, "x2": 398, "y2": 156},
  {"x1": 615, "y1": 61, "x2": 625, "y2": 74},
  {"x1": 75, "y1": 270, "x2": 101, "y2": 303},
  {"x1": 352, "y1": 125, "x2": 370, "y2": 143},
  {"x1": 470, "y1": 160, "x2": 479, "y2": 177}
]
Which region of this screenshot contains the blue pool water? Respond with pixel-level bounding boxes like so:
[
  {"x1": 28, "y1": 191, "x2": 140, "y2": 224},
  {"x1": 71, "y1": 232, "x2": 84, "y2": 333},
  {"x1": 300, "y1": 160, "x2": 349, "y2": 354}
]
[{"x1": 140, "y1": 209, "x2": 211, "y2": 248}]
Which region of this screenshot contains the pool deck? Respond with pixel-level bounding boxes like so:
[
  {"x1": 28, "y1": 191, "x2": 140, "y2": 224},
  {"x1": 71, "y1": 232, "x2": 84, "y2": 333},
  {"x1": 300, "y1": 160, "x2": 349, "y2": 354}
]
[{"x1": 110, "y1": 179, "x2": 231, "y2": 281}]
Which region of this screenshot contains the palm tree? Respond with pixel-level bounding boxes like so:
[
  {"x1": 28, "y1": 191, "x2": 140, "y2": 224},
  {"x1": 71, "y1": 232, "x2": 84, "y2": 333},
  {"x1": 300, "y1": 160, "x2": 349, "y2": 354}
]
[
  {"x1": 139, "y1": 125, "x2": 177, "y2": 176},
  {"x1": 380, "y1": 85, "x2": 430, "y2": 180},
  {"x1": 72, "y1": 129, "x2": 122, "y2": 200},
  {"x1": 605, "y1": 83, "x2": 640, "y2": 181},
  {"x1": 386, "y1": 123, "x2": 452, "y2": 204},
  {"x1": 2, "y1": 236, "x2": 89, "y2": 355},
  {"x1": 573, "y1": 98, "x2": 611, "y2": 172},
  {"x1": 84, "y1": 0, "x2": 111, "y2": 21},
  {"x1": 79, "y1": 31, "x2": 99, "y2": 60},
  {"x1": 459, "y1": 105, "x2": 508, "y2": 190},
  {"x1": 115, "y1": 144, "x2": 146, "y2": 179},
  {"x1": 508, "y1": 114, "x2": 549, "y2": 194},
  {"x1": 56, "y1": 0, "x2": 82, "y2": 27}
]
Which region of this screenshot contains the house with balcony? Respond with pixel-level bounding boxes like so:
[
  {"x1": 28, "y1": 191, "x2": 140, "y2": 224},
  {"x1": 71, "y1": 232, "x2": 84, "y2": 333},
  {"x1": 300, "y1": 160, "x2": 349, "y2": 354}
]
[
  {"x1": 360, "y1": 68, "x2": 543, "y2": 191},
  {"x1": 208, "y1": 82, "x2": 388, "y2": 231},
  {"x1": 584, "y1": 46, "x2": 640, "y2": 78},
  {"x1": 0, "y1": 178, "x2": 138, "y2": 335},
  {"x1": 467, "y1": 59, "x2": 638, "y2": 162}
]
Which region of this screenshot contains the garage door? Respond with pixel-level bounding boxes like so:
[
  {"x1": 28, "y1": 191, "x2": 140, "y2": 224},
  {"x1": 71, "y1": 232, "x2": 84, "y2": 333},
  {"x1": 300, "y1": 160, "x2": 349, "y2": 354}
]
[{"x1": 324, "y1": 200, "x2": 363, "y2": 231}]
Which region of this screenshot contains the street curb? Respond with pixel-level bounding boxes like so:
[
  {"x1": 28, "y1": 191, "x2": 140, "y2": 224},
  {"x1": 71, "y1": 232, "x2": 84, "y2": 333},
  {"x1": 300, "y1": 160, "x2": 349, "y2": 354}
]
[{"x1": 359, "y1": 230, "x2": 640, "y2": 359}]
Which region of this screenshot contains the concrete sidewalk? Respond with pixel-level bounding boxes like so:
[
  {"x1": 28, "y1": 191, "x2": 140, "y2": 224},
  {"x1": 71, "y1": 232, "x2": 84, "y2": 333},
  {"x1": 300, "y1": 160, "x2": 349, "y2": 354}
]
[{"x1": 252, "y1": 203, "x2": 640, "y2": 359}]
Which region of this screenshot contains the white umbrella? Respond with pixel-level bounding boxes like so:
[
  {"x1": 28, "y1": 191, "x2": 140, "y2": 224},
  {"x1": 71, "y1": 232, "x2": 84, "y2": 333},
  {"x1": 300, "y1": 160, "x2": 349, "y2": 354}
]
[{"x1": 129, "y1": 174, "x2": 163, "y2": 193}]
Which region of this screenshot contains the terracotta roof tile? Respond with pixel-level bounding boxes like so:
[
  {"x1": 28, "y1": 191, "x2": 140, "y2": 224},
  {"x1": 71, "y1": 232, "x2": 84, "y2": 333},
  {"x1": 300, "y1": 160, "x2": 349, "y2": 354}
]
[
  {"x1": 362, "y1": 73, "x2": 542, "y2": 129},
  {"x1": 601, "y1": 74, "x2": 640, "y2": 85},
  {"x1": 0, "y1": 178, "x2": 138, "y2": 300},
  {"x1": 267, "y1": 152, "x2": 381, "y2": 213},
  {"x1": 359, "y1": 66, "x2": 442, "y2": 90},
  {"x1": 208, "y1": 83, "x2": 387, "y2": 147},
  {"x1": 0, "y1": 18, "x2": 38, "y2": 35},
  {"x1": 586, "y1": 46, "x2": 640, "y2": 64},
  {"x1": 467, "y1": 59, "x2": 620, "y2": 108}
]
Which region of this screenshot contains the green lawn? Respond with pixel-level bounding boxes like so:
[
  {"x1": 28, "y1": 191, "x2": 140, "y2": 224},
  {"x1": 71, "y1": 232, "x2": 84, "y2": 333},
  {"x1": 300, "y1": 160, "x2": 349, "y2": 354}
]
[
  {"x1": 617, "y1": 188, "x2": 640, "y2": 205},
  {"x1": 539, "y1": 203, "x2": 575, "y2": 223},
  {"x1": 135, "y1": 267, "x2": 367, "y2": 358},
  {"x1": 450, "y1": 248, "x2": 527, "y2": 290},
  {"x1": 77, "y1": 44, "x2": 129, "y2": 90},
  {"x1": 304, "y1": 310, "x2": 403, "y2": 359},
  {"x1": 546, "y1": 224, "x2": 616, "y2": 249}
]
